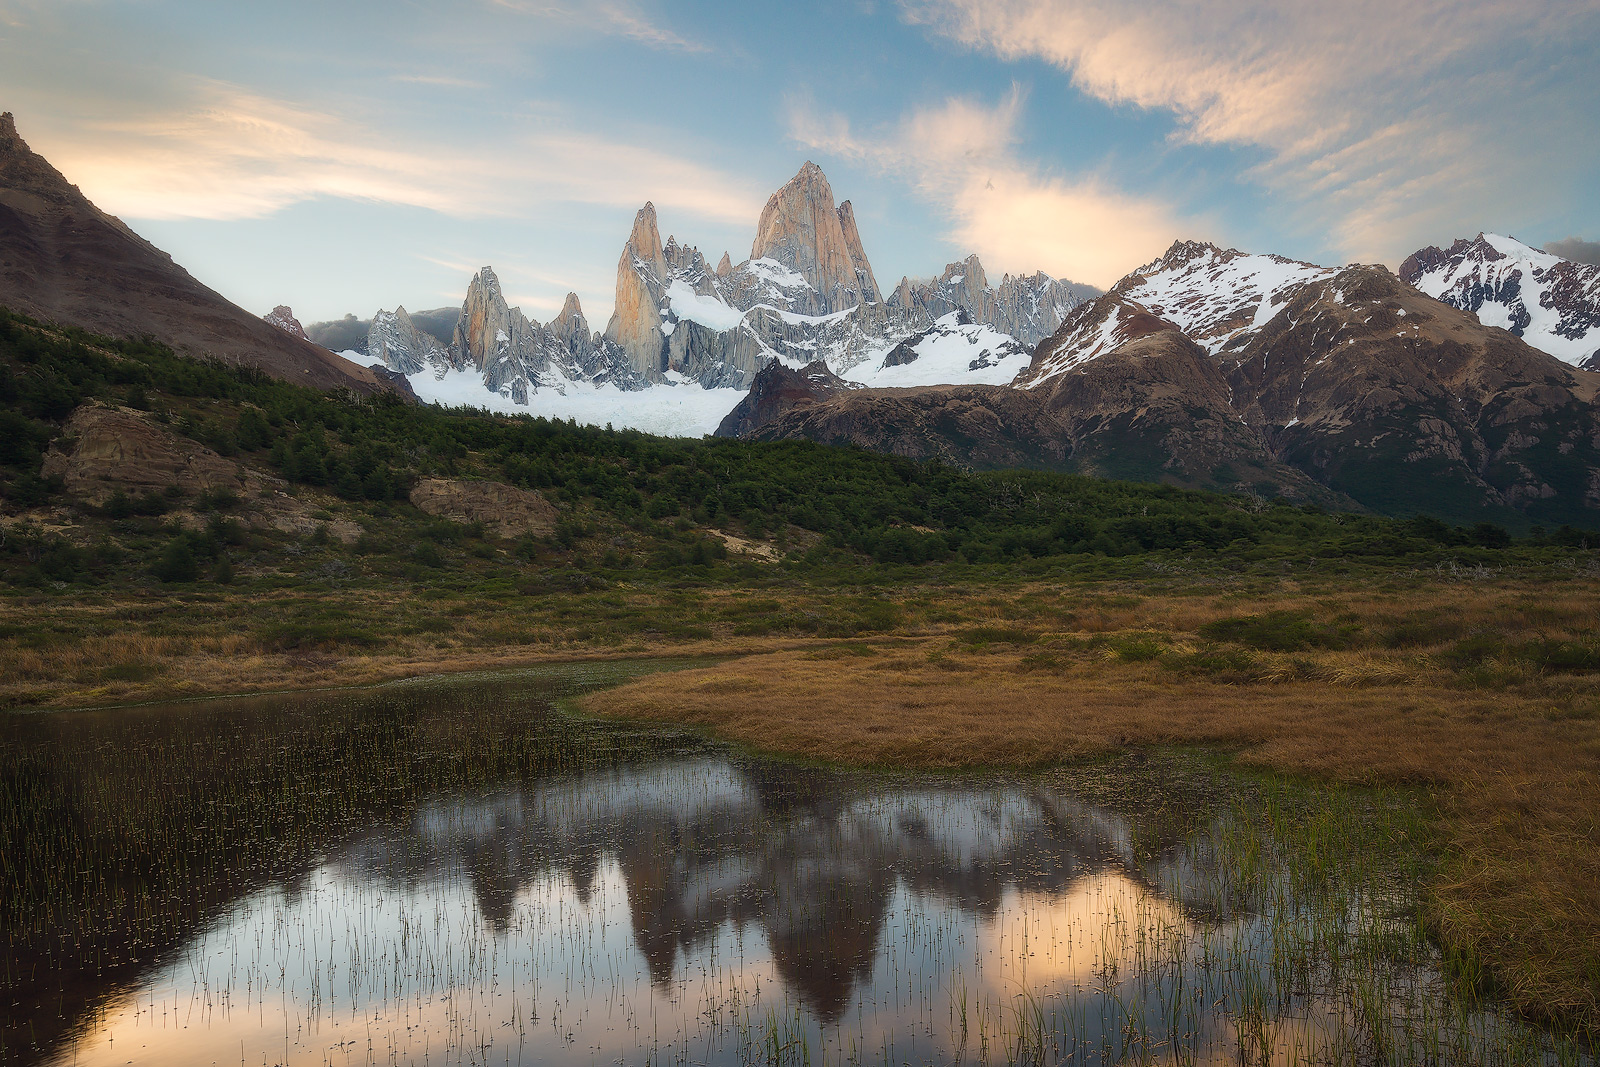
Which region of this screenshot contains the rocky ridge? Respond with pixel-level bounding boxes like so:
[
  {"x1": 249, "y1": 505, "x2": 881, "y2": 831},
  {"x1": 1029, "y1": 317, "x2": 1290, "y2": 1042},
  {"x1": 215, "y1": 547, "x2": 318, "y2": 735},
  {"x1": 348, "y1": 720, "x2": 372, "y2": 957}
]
[
  {"x1": 1400, "y1": 233, "x2": 1600, "y2": 368},
  {"x1": 262, "y1": 306, "x2": 307, "y2": 340},
  {"x1": 0, "y1": 113, "x2": 384, "y2": 394},
  {"x1": 366, "y1": 162, "x2": 1096, "y2": 411},
  {"x1": 729, "y1": 241, "x2": 1600, "y2": 525}
]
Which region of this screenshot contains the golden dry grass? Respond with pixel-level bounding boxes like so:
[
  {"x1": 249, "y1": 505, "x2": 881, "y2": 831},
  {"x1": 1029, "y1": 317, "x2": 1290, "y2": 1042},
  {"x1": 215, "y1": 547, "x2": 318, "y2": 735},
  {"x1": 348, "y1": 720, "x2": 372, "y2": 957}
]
[
  {"x1": 581, "y1": 630, "x2": 1600, "y2": 1031},
  {"x1": 4, "y1": 573, "x2": 1598, "y2": 1028}
]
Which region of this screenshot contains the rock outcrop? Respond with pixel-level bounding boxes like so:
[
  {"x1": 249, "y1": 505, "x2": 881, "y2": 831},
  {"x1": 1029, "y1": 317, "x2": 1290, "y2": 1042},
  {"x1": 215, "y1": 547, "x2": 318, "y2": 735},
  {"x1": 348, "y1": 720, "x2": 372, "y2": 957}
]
[
  {"x1": 408, "y1": 478, "x2": 558, "y2": 538},
  {"x1": 0, "y1": 112, "x2": 384, "y2": 394},
  {"x1": 263, "y1": 306, "x2": 307, "y2": 340},
  {"x1": 716, "y1": 361, "x2": 859, "y2": 438},
  {"x1": 35, "y1": 404, "x2": 363, "y2": 539},
  {"x1": 41, "y1": 406, "x2": 261, "y2": 505}
]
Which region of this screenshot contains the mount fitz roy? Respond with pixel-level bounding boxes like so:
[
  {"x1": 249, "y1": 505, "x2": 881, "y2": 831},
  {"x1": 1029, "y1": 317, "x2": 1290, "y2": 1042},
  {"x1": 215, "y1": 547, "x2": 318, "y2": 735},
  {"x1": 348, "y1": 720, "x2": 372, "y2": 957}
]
[{"x1": 320, "y1": 162, "x2": 1096, "y2": 424}]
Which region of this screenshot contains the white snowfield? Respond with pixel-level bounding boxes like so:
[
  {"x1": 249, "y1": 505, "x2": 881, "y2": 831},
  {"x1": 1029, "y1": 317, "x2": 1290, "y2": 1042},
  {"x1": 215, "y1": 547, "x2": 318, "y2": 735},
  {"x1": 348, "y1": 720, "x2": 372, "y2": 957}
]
[
  {"x1": 1406, "y1": 233, "x2": 1600, "y2": 367},
  {"x1": 843, "y1": 314, "x2": 1029, "y2": 388},
  {"x1": 1120, "y1": 245, "x2": 1337, "y2": 353},
  {"x1": 400, "y1": 362, "x2": 746, "y2": 438}
]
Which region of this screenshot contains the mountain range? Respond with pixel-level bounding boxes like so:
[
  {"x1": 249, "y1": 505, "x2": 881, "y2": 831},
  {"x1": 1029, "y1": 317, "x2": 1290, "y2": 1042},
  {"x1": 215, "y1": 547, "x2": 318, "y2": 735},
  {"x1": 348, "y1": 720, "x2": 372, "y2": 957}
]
[
  {"x1": 295, "y1": 161, "x2": 1097, "y2": 432},
  {"x1": 4, "y1": 107, "x2": 1600, "y2": 524},
  {"x1": 724, "y1": 242, "x2": 1600, "y2": 525}
]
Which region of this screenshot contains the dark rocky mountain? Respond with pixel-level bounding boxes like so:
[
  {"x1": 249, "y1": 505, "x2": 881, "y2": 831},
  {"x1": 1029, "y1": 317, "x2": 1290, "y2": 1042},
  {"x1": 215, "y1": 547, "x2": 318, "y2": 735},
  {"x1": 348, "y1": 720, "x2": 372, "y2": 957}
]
[
  {"x1": 725, "y1": 244, "x2": 1600, "y2": 525},
  {"x1": 0, "y1": 113, "x2": 384, "y2": 394}
]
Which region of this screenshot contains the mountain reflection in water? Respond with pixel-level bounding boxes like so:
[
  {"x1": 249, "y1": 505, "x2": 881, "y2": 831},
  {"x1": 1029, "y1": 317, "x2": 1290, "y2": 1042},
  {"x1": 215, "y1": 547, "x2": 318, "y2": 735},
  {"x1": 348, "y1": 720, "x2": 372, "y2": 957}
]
[
  {"x1": 43, "y1": 752, "x2": 1260, "y2": 1067},
  {"x1": 7, "y1": 666, "x2": 1576, "y2": 1066}
]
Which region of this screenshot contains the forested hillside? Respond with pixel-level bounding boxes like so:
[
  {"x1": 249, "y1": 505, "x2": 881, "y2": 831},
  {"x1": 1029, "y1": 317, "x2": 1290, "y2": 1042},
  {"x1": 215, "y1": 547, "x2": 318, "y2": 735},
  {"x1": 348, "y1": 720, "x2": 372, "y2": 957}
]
[{"x1": 0, "y1": 309, "x2": 1587, "y2": 592}]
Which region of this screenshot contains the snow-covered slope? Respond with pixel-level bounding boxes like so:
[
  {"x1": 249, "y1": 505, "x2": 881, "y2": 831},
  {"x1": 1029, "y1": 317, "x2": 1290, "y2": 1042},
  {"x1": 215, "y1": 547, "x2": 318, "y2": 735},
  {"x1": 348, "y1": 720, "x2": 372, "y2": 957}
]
[
  {"x1": 845, "y1": 312, "x2": 1029, "y2": 388},
  {"x1": 1400, "y1": 232, "x2": 1600, "y2": 367},
  {"x1": 1114, "y1": 241, "x2": 1337, "y2": 354},
  {"x1": 1016, "y1": 295, "x2": 1183, "y2": 388}
]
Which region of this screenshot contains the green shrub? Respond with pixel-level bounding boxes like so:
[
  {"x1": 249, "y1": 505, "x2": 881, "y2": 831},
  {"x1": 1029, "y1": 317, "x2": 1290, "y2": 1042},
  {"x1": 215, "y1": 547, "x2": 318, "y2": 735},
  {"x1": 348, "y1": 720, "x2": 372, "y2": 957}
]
[
  {"x1": 152, "y1": 538, "x2": 198, "y2": 583},
  {"x1": 1199, "y1": 611, "x2": 1359, "y2": 652}
]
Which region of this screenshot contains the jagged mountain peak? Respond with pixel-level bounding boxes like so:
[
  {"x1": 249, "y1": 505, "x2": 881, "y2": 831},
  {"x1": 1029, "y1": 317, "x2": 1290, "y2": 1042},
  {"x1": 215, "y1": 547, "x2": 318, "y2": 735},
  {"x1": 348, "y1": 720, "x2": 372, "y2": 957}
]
[
  {"x1": 262, "y1": 305, "x2": 307, "y2": 340},
  {"x1": 1113, "y1": 241, "x2": 1337, "y2": 353},
  {"x1": 1401, "y1": 231, "x2": 1600, "y2": 367},
  {"x1": 626, "y1": 203, "x2": 665, "y2": 261},
  {"x1": 750, "y1": 161, "x2": 877, "y2": 313},
  {"x1": 936, "y1": 255, "x2": 988, "y2": 289}
]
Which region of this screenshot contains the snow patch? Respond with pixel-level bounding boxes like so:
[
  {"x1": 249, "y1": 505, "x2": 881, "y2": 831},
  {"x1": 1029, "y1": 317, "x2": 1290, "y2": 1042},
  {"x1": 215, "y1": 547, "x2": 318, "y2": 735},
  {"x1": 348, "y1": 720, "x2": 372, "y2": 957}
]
[
  {"x1": 407, "y1": 368, "x2": 743, "y2": 437},
  {"x1": 665, "y1": 280, "x2": 746, "y2": 332}
]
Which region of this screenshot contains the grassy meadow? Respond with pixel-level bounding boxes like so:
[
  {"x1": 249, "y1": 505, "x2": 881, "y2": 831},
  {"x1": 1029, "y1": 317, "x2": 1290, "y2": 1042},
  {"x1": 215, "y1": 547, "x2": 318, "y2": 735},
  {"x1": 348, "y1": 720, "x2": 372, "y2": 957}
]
[{"x1": 2, "y1": 310, "x2": 1598, "y2": 1043}]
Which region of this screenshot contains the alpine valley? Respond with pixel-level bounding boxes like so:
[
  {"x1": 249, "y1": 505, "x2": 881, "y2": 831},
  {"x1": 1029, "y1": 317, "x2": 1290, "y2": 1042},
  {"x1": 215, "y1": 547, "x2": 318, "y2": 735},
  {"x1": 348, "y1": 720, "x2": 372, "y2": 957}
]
[{"x1": 5, "y1": 108, "x2": 1600, "y2": 525}]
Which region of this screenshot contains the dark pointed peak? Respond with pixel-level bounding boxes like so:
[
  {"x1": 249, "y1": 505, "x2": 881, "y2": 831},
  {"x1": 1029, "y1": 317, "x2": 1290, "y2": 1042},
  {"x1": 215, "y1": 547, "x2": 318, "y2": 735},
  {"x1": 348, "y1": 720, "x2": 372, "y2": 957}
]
[{"x1": 0, "y1": 112, "x2": 17, "y2": 144}]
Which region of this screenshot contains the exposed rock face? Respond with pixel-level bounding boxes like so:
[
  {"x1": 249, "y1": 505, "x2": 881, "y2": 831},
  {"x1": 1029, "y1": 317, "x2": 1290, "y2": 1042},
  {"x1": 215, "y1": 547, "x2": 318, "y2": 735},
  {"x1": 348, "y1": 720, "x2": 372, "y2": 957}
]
[
  {"x1": 263, "y1": 306, "x2": 307, "y2": 340},
  {"x1": 41, "y1": 405, "x2": 261, "y2": 505},
  {"x1": 1400, "y1": 232, "x2": 1600, "y2": 368},
  {"x1": 0, "y1": 112, "x2": 384, "y2": 394},
  {"x1": 734, "y1": 242, "x2": 1600, "y2": 524},
  {"x1": 715, "y1": 361, "x2": 859, "y2": 438},
  {"x1": 834, "y1": 198, "x2": 881, "y2": 307},
  {"x1": 368, "y1": 306, "x2": 454, "y2": 376},
  {"x1": 408, "y1": 478, "x2": 557, "y2": 538},
  {"x1": 605, "y1": 204, "x2": 671, "y2": 378},
  {"x1": 37, "y1": 404, "x2": 364, "y2": 539},
  {"x1": 750, "y1": 163, "x2": 879, "y2": 314}
]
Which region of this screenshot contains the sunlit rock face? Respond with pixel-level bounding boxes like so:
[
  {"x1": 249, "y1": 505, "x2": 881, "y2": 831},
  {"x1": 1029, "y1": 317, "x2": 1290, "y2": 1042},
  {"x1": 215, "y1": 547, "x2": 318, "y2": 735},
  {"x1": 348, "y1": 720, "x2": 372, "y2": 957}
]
[
  {"x1": 747, "y1": 161, "x2": 880, "y2": 315},
  {"x1": 372, "y1": 161, "x2": 1095, "y2": 418}
]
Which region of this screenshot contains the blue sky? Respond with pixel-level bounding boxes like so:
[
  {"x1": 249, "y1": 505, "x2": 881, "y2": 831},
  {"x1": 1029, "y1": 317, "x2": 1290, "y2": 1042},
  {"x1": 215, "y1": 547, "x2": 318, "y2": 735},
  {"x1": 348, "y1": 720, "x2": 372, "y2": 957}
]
[{"x1": 2, "y1": 0, "x2": 1596, "y2": 326}]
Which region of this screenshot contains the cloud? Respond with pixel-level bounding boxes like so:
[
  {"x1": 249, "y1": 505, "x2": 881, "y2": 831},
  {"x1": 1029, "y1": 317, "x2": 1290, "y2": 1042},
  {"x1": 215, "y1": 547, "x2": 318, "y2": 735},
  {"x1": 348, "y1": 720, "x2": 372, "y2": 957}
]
[
  {"x1": 900, "y1": 0, "x2": 1600, "y2": 264},
  {"x1": 788, "y1": 87, "x2": 1188, "y2": 288},
  {"x1": 1545, "y1": 237, "x2": 1600, "y2": 266},
  {"x1": 389, "y1": 74, "x2": 489, "y2": 90},
  {"x1": 29, "y1": 79, "x2": 762, "y2": 227},
  {"x1": 489, "y1": 0, "x2": 708, "y2": 53}
]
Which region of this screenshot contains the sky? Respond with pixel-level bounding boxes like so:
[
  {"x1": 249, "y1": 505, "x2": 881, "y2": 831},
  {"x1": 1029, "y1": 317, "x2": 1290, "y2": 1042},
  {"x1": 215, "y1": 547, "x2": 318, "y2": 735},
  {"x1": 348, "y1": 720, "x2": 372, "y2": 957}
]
[{"x1": 2, "y1": 0, "x2": 1597, "y2": 327}]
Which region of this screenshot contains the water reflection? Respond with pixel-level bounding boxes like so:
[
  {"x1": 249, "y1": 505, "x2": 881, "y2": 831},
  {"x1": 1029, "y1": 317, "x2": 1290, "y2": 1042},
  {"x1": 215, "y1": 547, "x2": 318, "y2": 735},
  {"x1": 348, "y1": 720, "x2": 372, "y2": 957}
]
[{"x1": 1, "y1": 666, "x2": 1584, "y2": 1066}]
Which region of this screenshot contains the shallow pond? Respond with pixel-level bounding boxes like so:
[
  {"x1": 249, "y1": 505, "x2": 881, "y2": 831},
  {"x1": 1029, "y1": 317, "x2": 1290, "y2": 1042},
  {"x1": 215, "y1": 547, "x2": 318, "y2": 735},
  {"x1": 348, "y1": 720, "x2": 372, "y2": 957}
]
[{"x1": 0, "y1": 663, "x2": 1587, "y2": 1066}]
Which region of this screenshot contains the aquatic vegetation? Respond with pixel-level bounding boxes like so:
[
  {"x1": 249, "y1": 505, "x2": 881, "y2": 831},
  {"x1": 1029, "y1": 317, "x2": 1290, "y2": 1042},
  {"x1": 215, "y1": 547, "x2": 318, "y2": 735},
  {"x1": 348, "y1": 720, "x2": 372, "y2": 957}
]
[{"x1": 1, "y1": 668, "x2": 1590, "y2": 1065}]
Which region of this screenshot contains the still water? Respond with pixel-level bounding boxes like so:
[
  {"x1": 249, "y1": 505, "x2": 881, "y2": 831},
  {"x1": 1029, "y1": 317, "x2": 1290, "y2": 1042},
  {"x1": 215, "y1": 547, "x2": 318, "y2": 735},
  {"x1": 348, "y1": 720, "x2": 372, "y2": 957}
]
[{"x1": 0, "y1": 663, "x2": 1584, "y2": 1066}]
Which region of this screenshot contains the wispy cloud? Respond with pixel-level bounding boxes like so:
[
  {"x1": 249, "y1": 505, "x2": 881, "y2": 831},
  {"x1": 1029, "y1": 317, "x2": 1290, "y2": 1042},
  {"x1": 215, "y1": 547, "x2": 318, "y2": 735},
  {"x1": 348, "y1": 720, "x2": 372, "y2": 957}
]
[
  {"x1": 32, "y1": 79, "x2": 762, "y2": 227},
  {"x1": 389, "y1": 73, "x2": 489, "y2": 90},
  {"x1": 899, "y1": 0, "x2": 1600, "y2": 263},
  {"x1": 788, "y1": 87, "x2": 1190, "y2": 288},
  {"x1": 489, "y1": 0, "x2": 708, "y2": 53}
]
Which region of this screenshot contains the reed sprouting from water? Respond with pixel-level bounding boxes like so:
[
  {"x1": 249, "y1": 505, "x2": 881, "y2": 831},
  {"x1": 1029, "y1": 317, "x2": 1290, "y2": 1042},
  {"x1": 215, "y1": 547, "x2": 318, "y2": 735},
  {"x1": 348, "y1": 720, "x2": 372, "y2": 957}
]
[{"x1": 1, "y1": 667, "x2": 1592, "y2": 1065}]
